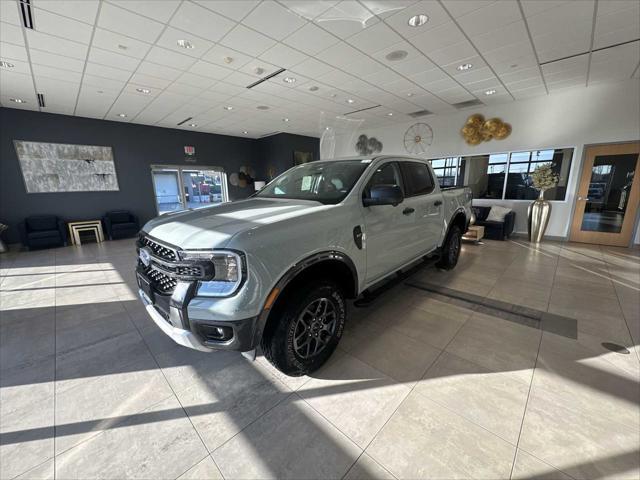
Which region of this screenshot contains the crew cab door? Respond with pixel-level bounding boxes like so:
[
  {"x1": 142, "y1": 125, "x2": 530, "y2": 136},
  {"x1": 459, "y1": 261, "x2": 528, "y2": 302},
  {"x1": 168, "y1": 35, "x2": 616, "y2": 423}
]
[
  {"x1": 361, "y1": 161, "x2": 417, "y2": 283},
  {"x1": 398, "y1": 160, "x2": 444, "y2": 255}
]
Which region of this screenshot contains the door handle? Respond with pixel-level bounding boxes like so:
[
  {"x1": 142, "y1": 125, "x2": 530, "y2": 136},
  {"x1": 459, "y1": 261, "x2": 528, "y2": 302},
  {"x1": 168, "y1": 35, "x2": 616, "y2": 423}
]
[
  {"x1": 578, "y1": 196, "x2": 590, "y2": 201},
  {"x1": 434, "y1": 200, "x2": 443, "y2": 206},
  {"x1": 402, "y1": 207, "x2": 415, "y2": 215}
]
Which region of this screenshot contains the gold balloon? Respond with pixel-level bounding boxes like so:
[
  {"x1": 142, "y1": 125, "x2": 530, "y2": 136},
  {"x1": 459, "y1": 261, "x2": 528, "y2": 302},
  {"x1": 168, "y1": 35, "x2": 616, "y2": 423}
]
[
  {"x1": 466, "y1": 113, "x2": 484, "y2": 127},
  {"x1": 494, "y1": 123, "x2": 512, "y2": 140},
  {"x1": 461, "y1": 124, "x2": 478, "y2": 137},
  {"x1": 480, "y1": 129, "x2": 493, "y2": 142},
  {"x1": 483, "y1": 118, "x2": 502, "y2": 135}
]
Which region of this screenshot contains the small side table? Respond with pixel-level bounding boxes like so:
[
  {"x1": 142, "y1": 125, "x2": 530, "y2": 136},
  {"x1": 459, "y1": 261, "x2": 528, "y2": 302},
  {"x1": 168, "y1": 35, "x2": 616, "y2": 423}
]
[
  {"x1": 68, "y1": 220, "x2": 105, "y2": 246},
  {"x1": 463, "y1": 225, "x2": 485, "y2": 244}
]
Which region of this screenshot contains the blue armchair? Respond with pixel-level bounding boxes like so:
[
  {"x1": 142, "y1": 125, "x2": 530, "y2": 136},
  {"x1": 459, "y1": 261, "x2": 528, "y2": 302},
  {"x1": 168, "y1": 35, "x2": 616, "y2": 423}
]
[
  {"x1": 18, "y1": 215, "x2": 67, "y2": 250},
  {"x1": 103, "y1": 210, "x2": 140, "y2": 240}
]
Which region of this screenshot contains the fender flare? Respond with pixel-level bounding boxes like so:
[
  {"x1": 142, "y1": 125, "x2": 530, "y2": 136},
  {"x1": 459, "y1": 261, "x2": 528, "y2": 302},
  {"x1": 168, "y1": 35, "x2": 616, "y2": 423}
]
[
  {"x1": 440, "y1": 208, "x2": 468, "y2": 248},
  {"x1": 253, "y1": 251, "x2": 359, "y2": 345}
]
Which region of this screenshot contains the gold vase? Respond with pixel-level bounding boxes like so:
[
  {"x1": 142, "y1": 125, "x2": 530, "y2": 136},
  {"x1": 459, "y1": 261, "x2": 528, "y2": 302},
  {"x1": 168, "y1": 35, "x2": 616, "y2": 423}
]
[{"x1": 528, "y1": 190, "x2": 551, "y2": 243}]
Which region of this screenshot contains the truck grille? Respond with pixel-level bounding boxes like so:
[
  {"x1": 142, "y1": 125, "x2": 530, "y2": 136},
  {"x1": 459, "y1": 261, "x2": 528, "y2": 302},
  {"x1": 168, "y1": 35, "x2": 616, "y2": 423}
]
[
  {"x1": 138, "y1": 235, "x2": 177, "y2": 261},
  {"x1": 142, "y1": 264, "x2": 178, "y2": 294}
]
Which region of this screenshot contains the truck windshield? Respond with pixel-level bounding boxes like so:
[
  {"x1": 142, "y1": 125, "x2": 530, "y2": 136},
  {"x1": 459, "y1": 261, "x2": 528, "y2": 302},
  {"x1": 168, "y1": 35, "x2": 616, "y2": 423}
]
[{"x1": 256, "y1": 160, "x2": 369, "y2": 205}]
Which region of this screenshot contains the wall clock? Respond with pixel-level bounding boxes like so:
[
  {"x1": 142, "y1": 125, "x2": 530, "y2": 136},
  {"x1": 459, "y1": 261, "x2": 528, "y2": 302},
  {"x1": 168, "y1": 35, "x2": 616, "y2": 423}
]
[{"x1": 403, "y1": 123, "x2": 433, "y2": 155}]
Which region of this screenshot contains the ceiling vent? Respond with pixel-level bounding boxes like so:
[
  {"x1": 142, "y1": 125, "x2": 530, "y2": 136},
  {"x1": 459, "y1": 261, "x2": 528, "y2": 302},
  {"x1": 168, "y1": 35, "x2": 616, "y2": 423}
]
[
  {"x1": 407, "y1": 109, "x2": 433, "y2": 118},
  {"x1": 246, "y1": 68, "x2": 286, "y2": 89},
  {"x1": 177, "y1": 116, "x2": 193, "y2": 126},
  {"x1": 37, "y1": 93, "x2": 45, "y2": 107},
  {"x1": 19, "y1": 0, "x2": 34, "y2": 29},
  {"x1": 452, "y1": 99, "x2": 484, "y2": 110}
]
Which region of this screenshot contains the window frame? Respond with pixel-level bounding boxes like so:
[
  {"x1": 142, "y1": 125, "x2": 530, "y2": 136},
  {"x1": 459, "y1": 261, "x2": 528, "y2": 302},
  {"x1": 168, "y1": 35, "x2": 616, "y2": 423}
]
[
  {"x1": 428, "y1": 145, "x2": 576, "y2": 203},
  {"x1": 362, "y1": 160, "x2": 405, "y2": 201}
]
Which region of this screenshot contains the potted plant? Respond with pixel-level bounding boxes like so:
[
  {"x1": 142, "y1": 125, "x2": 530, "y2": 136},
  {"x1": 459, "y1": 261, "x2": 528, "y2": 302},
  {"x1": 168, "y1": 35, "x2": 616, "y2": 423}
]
[{"x1": 528, "y1": 163, "x2": 559, "y2": 243}]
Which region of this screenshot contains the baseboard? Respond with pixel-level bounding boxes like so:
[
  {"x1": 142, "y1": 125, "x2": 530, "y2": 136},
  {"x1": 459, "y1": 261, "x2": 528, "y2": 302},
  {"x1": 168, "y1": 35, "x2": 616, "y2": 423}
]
[{"x1": 510, "y1": 232, "x2": 567, "y2": 242}]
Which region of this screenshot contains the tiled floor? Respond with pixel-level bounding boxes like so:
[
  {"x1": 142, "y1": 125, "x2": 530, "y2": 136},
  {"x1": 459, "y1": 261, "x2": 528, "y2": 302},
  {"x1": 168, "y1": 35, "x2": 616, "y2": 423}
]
[{"x1": 1, "y1": 238, "x2": 638, "y2": 479}]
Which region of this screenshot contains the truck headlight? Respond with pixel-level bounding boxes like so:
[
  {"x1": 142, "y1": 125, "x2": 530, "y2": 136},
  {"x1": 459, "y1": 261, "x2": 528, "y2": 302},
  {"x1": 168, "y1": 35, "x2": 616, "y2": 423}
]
[{"x1": 179, "y1": 250, "x2": 245, "y2": 297}]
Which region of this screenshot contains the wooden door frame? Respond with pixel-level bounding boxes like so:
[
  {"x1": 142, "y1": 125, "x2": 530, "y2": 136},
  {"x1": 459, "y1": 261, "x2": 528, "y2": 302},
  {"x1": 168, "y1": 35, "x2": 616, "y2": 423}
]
[{"x1": 569, "y1": 141, "x2": 640, "y2": 247}]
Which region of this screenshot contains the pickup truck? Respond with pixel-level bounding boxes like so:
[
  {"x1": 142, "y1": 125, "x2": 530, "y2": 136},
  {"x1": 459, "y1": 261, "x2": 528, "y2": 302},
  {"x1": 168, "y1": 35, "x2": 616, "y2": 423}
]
[{"x1": 136, "y1": 156, "x2": 472, "y2": 375}]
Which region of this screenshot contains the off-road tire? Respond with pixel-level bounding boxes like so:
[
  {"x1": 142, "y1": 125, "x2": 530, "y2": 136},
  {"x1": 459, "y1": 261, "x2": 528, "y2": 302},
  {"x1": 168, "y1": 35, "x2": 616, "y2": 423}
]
[
  {"x1": 436, "y1": 224, "x2": 462, "y2": 270},
  {"x1": 261, "y1": 281, "x2": 346, "y2": 376}
]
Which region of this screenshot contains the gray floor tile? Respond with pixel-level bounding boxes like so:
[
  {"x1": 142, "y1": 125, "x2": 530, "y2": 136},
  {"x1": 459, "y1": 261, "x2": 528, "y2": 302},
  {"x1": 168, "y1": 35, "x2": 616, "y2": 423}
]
[
  {"x1": 344, "y1": 453, "x2": 396, "y2": 480},
  {"x1": 511, "y1": 449, "x2": 573, "y2": 480},
  {"x1": 177, "y1": 456, "x2": 224, "y2": 480},
  {"x1": 55, "y1": 396, "x2": 209, "y2": 479},
  {"x1": 212, "y1": 395, "x2": 361, "y2": 479},
  {"x1": 297, "y1": 351, "x2": 410, "y2": 448},
  {"x1": 366, "y1": 390, "x2": 515, "y2": 479}
]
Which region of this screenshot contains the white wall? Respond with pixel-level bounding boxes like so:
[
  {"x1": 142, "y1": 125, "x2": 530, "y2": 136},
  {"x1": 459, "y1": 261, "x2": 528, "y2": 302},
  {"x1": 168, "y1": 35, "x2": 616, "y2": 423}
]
[{"x1": 335, "y1": 80, "x2": 640, "y2": 242}]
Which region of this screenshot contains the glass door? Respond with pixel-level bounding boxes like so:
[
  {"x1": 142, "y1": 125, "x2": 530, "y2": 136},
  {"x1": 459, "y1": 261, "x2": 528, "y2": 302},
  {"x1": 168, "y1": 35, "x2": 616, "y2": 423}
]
[
  {"x1": 151, "y1": 166, "x2": 228, "y2": 215},
  {"x1": 570, "y1": 142, "x2": 640, "y2": 246},
  {"x1": 152, "y1": 169, "x2": 184, "y2": 214}
]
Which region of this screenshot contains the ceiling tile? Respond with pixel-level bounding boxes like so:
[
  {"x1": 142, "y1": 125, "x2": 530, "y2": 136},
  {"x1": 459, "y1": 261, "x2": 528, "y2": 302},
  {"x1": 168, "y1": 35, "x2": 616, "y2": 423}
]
[
  {"x1": 88, "y1": 47, "x2": 141, "y2": 71},
  {"x1": 280, "y1": 1, "x2": 339, "y2": 20},
  {"x1": 36, "y1": 0, "x2": 100, "y2": 24},
  {"x1": 136, "y1": 61, "x2": 183, "y2": 82},
  {"x1": 242, "y1": 1, "x2": 307, "y2": 41},
  {"x1": 193, "y1": 1, "x2": 259, "y2": 21},
  {"x1": 108, "y1": 91, "x2": 154, "y2": 119},
  {"x1": 108, "y1": 0, "x2": 180, "y2": 23},
  {"x1": 441, "y1": 0, "x2": 494, "y2": 18},
  {"x1": 201, "y1": 45, "x2": 253, "y2": 70},
  {"x1": 165, "y1": 82, "x2": 205, "y2": 97},
  {"x1": 220, "y1": 25, "x2": 277, "y2": 57},
  {"x1": 98, "y1": 2, "x2": 164, "y2": 44},
  {"x1": 428, "y1": 40, "x2": 477, "y2": 66},
  {"x1": 470, "y1": 20, "x2": 529, "y2": 53},
  {"x1": 0, "y1": 1, "x2": 21, "y2": 25},
  {"x1": 455, "y1": 1, "x2": 522, "y2": 37},
  {"x1": 347, "y1": 21, "x2": 403, "y2": 54},
  {"x1": 0, "y1": 42, "x2": 29, "y2": 62},
  {"x1": 410, "y1": 21, "x2": 466, "y2": 55},
  {"x1": 0, "y1": 21, "x2": 24, "y2": 45},
  {"x1": 259, "y1": 43, "x2": 309, "y2": 69},
  {"x1": 155, "y1": 27, "x2": 214, "y2": 59},
  {"x1": 283, "y1": 22, "x2": 340, "y2": 56},
  {"x1": 314, "y1": 1, "x2": 380, "y2": 39},
  {"x1": 145, "y1": 46, "x2": 196, "y2": 70},
  {"x1": 223, "y1": 70, "x2": 257, "y2": 87},
  {"x1": 84, "y1": 62, "x2": 132, "y2": 81},
  {"x1": 170, "y1": 2, "x2": 236, "y2": 43},
  {"x1": 91, "y1": 28, "x2": 151, "y2": 59},
  {"x1": 0, "y1": 70, "x2": 36, "y2": 99},
  {"x1": 0, "y1": 57, "x2": 30, "y2": 76},
  {"x1": 290, "y1": 57, "x2": 335, "y2": 77},
  {"x1": 593, "y1": 1, "x2": 640, "y2": 49},
  {"x1": 82, "y1": 74, "x2": 126, "y2": 92},
  {"x1": 188, "y1": 60, "x2": 233, "y2": 80},
  {"x1": 31, "y1": 8, "x2": 94, "y2": 44},
  {"x1": 238, "y1": 59, "x2": 281, "y2": 79},
  {"x1": 383, "y1": 1, "x2": 451, "y2": 38},
  {"x1": 30, "y1": 50, "x2": 85, "y2": 75},
  {"x1": 176, "y1": 72, "x2": 216, "y2": 89}
]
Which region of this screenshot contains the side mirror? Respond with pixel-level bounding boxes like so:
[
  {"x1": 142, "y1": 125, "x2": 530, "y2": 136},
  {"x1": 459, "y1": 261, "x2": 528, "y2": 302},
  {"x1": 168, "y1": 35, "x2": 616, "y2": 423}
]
[{"x1": 363, "y1": 184, "x2": 404, "y2": 207}]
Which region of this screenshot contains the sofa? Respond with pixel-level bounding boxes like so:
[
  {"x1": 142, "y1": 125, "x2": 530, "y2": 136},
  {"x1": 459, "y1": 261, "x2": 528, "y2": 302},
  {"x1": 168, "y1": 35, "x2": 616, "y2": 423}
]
[
  {"x1": 18, "y1": 215, "x2": 67, "y2": 250},
  {"x1": 472, "y1": 206, "x2": 515, "y2": 240},
  {"x1": 103, "y1": 210, "x2": 140, "y2": 240}
]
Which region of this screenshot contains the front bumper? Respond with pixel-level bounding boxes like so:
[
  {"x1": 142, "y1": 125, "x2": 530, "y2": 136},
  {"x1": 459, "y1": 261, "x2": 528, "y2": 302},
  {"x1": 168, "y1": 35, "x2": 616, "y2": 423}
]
[{"x1": 136, "y1": 269, "x2": 259, "y2": 352}]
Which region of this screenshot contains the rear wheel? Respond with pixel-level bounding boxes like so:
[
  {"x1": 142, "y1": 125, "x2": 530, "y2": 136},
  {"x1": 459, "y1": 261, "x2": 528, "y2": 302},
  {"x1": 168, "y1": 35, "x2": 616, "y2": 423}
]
[
  {"x1": 261, "y1": 281, "x2": 346, "y2": 376},
  {"x1": 436, "y1": 224, "x2": 462, "y2": 270}
]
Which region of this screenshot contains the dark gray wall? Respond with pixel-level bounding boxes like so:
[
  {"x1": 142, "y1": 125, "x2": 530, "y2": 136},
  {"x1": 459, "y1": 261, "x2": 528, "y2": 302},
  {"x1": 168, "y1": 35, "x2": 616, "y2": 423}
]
[
  {"x1": 0, "y1": 108, "x2": 316, "y2": 244},
  {"x1": 255, "y1": 132, "x2": 320, "y2": 181}
]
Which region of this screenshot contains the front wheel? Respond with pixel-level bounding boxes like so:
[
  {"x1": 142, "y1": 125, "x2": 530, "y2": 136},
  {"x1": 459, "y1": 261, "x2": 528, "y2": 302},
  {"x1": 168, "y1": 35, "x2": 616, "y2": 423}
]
[
  {"x1": 261, "y1": 281, "x2": 346, "y2": 376},
  {"x1": 436, "y1": 224, "x2": 462, "y2": 270}
]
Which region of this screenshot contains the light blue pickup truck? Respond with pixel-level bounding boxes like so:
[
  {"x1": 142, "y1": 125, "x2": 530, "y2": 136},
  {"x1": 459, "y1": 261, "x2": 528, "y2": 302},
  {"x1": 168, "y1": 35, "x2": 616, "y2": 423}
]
[{"x1": 136, "y1": 156, "x2": 472, "y2": 375}]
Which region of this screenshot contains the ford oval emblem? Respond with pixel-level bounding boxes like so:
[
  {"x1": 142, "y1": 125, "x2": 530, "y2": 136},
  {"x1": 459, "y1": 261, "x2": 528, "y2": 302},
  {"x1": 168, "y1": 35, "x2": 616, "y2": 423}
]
[{"x1": 139, "y1": 247, "x2": 152, "y2": 267}]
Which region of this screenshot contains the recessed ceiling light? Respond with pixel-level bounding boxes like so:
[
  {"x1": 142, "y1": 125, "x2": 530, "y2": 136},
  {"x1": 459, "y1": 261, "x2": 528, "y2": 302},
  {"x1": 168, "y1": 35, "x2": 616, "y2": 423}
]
[
  {"x1": 309, "y1": 86, "x2": 319, "y2": 92},
  {"x1": 254, "y1": 67, "x2": 265, "y2": 75},
  {"x1": 0, "y1": 60, "x2": 14, "y2": 68},
  {"x1": 385, "y1": 50, "x2": 408, "y2": 61},
  {"x1": 325, "y1": 126, "x2": 330, "y2": 130},
  {"x1": 346, "y1": 98, "x2": 355, "y2": 104},
  {"x1": 387, "y1": 112, "x2": 394, "y2": 116},
  {"x1": 97, "y1": 90, "x2": 104, "y2": 94},
  {"x1": 177, "y1": 39, "x2": 194, "y2": 49},
  {"x1": 10, "y1": 98, "x2": 25, "y2": 103},
  {"x1": 223, "y1": 106, "x2": 233, "y2": 110},
  {"x1": 408, "y1": 14, "x2": 429, "y2": 27},
  {"x1": 243, "y1": 130, "x2": 248, "y2": 134},
  {"x1": 136, "y1": 87, "x2": 151, "y2": 94},
  {"x1": 485, "y1": 89, "x2": 497, "y2": 96},
  {"x1": 118, "y1": 113, "x2": 127, "y2": 118},
  {"x1": 223, "y1": 56, "x2": 233, "y2": 64},
  {"x1": 407, "y1": 93, "x2": 414, "y2": 97},
  {"x1": 257, "y1": 105, "x2": 270, "y2": 110},
  {"x1": 283, "y1": 118, "x2": 289, "y2": 122},
  {"x1": 457, "y1": 63, "x2": 473, "y2": 71},
  {"x1": 188, "y1": 123, "x2": 197, "y2": 127},
  {"x1": 330, "y1": 93, "x2": 337, "y2": 98},
  {"x1": 117, "y1": 44, "x2": 128, "y2": 50},
  {"x1": 283, "y1": 76, "x2": 296, "y2": 83}
]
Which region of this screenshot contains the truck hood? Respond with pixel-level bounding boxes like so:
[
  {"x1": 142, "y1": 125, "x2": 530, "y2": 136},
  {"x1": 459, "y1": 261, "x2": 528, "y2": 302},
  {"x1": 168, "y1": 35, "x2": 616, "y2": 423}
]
[{"x1": 143, "y1": 198, "x2": 330, "y2": 249}]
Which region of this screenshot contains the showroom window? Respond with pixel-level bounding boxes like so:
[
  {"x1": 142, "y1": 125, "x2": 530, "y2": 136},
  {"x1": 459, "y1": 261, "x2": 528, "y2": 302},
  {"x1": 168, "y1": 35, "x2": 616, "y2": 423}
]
[{"x1": 429, "y1": 148, "x2": 573, "y2": 200}]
